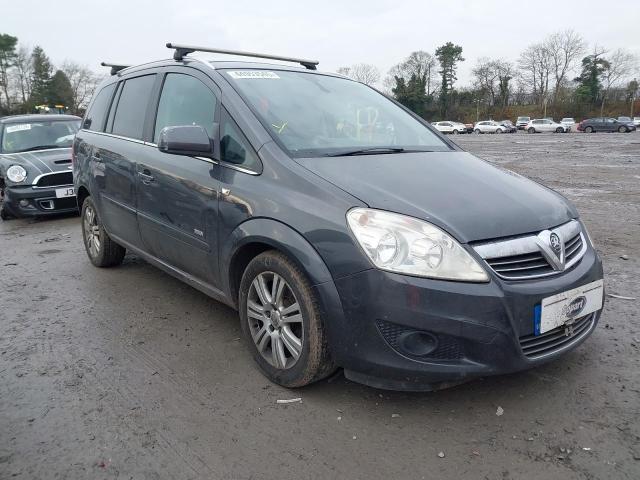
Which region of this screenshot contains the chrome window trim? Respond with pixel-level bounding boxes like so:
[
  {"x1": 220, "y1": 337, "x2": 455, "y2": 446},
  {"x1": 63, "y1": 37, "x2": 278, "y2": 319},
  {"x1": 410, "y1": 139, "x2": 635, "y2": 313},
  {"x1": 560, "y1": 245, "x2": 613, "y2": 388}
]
[
  {"x1": 472, "y1": 220, "x2": 587, "y2": 280},
  {"x1": 31, "y1": 171, "x2": 75, "y2": 189},
  {"x1": 79, "y1": 129, "x2": 145, "y2": 144}
]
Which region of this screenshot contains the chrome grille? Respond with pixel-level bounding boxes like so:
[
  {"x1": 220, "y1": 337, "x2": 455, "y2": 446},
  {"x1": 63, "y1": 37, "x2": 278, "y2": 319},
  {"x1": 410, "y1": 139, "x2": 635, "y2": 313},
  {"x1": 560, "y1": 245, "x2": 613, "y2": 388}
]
[
  {"x1": 519, "y1": 313, "x2": 595, "y2": 359},
  {"x1": 33, "y1": 171, "x2": 73, "y2": 188},
  {"x1": 473, "y1": 220, "x2": 587, "y2": 280}
]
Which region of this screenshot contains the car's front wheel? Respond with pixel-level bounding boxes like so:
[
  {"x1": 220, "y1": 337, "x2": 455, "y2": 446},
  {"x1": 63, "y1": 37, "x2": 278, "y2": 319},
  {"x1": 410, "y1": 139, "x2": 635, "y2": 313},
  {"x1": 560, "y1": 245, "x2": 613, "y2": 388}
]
[
  {"x1": 81, "y1": 196, "x2": 126, "y2": 267},
  {"x1": 618, "y1": 126, "x2": 627, "y2": 133},
  {"x1": 495, "y1": 128, "x2": 502, "y2": 134},
  {"x1": 452, "y1": 129, "x2": 459, "y2": 134},
  {"x1": 585, "y1": 126, "x2": 594, "y2": 133},
  {"x1": 555, "y1": 127, "x2": 563, "y2": 133},
  {"x1": 239, "y1": 251, "x2": 335, "y2": 388}
]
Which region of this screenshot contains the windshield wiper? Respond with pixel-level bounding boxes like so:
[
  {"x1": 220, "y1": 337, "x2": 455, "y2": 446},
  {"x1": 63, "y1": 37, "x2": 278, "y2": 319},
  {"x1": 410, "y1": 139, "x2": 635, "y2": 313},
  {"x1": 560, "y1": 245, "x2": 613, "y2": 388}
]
[
  {"x1": 17, "y1": 145, "x2": 63, "y2": 152},
  {"x1": 325, "y1": 147, "x2": 406, "y2": 157}
]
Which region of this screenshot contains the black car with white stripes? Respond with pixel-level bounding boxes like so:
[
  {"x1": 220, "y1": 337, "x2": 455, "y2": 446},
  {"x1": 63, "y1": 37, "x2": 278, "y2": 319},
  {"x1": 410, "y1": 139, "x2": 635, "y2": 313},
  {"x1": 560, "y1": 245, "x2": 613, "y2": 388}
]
[{"x1": 0, "y1": 114, "x2": 80, "y2": 219}]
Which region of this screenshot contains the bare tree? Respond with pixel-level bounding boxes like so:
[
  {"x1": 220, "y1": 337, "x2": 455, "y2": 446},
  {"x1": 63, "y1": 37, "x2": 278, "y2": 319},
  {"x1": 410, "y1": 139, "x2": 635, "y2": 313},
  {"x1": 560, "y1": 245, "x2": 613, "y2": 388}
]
[
  {"x1": 336, "y1": 63, "x2": 380, "y2": 86},
  {"x1": 518, "y1": 43, "x2": 552, "y2": 106},
  {"x1": 601, "y1": 49, "x2": 638, "y2": 116},
  {"x1": 545, "y1": 30, "x2": 586, "y2": 105},
  {"x1": 473, "y1": 58, "x2": 514, "y2": 108},
  {"x1": 61, "y1": 61, "x2": 100, "y2": 113},
  {"x1": 11, "y1": 45, "x2": 32, "y2": 104},
  {"x1": 386, "y1": 51, "x2": 438, "y2": 96}
]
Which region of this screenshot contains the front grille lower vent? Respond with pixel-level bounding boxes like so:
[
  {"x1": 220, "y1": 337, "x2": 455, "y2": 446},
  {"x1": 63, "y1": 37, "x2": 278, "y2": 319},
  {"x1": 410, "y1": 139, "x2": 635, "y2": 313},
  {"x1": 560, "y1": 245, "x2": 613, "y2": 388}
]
[
  {"x1": 376, "y1": 320, "x2": 463, "y2": 361},
  {"x1": 519, "y1": 313, "x2": 594, "y2": 359}
]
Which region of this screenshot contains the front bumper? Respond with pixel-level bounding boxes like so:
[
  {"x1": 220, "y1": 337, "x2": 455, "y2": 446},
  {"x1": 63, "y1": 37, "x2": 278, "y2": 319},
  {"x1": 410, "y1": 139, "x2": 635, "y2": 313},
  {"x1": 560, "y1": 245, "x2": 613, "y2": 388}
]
[
  {"x1": 2, "y1": 185, "x2": 78, "y2": 217},
  {"x1": 322, "y1": 246, "x2": 603, "y2": 391}
]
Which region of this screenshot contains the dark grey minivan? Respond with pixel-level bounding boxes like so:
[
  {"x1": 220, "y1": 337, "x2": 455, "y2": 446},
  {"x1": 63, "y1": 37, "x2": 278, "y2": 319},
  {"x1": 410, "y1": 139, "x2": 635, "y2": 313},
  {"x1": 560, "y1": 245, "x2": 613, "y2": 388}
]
[{"x1": 74, "y1": 45, "x2": 604, "y2": 390}]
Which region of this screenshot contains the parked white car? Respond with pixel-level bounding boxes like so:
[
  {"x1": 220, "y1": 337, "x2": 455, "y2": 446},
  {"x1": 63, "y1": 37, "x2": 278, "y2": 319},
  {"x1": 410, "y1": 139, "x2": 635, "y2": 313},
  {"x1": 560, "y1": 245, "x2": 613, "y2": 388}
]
[
  {"x1": 561, "y1": 118, "x2": 576, "y2": 131},
  {"x1": 526, "y1": 119, "x2": 569, "y2": 133},
  {"x1": 474, "y1": 121, "x2": 508, "y2": 134},
  {"x1": 634, "y1": 117, "x2": 640, "y2": 127},
  {"x1": 432, "y1": 121, "x2": 467, "y2": 134}
]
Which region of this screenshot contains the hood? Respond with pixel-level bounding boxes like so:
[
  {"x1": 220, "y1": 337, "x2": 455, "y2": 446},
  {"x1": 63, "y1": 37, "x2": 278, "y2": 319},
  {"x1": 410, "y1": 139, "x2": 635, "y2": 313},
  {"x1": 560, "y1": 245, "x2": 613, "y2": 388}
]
[
  {"x1": 0, "y1": 148, "x2": 72, "y2": 181},
  {"x1": 297, "y1": 151, "x2": 577, "y2": 243}
]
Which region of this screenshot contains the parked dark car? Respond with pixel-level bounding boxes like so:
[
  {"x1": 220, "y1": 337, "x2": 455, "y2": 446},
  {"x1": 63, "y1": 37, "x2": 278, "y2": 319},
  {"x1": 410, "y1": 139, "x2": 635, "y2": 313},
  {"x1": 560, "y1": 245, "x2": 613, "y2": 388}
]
[
  {"x1": 577, "y1": 117, "x2": 636, "y2": 133},
  {"x1": 499, "y1": 120, "x2": 517, "y2": 133},
  {"x1": 0, "y1": 114, "x2": 80, "y2": 219},
  {"x1": 74, "y1": 44, "x2": 604, "y2": 391}
]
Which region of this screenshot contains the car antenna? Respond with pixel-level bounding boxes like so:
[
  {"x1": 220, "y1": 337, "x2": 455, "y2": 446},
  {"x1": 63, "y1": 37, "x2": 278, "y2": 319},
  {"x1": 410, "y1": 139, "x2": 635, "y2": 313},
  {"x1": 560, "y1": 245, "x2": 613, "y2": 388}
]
[
  {"x1": 100, "y1": 62, "x2": 131, "y2": 76},
  {"x1": 166, "y1": 42, "x2": 319, "y2": 70}
]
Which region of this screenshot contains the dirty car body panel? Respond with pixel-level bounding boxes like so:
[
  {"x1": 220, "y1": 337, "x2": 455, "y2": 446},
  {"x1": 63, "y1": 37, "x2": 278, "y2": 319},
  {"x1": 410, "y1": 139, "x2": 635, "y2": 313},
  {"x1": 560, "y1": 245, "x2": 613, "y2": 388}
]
[{"x1": 74, "y1": 56, "x2": 604, "y2": 391}]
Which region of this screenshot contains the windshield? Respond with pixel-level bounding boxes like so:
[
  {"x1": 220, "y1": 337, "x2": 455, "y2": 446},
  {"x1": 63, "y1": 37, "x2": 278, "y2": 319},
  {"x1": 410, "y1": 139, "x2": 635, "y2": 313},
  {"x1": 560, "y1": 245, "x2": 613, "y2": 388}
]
[
  {"x1": 1, "y1": 119, "x2": 80, "y2": 154},
  {"x1": 222, "y1": 69, "x2": 449, "y2": 157}
]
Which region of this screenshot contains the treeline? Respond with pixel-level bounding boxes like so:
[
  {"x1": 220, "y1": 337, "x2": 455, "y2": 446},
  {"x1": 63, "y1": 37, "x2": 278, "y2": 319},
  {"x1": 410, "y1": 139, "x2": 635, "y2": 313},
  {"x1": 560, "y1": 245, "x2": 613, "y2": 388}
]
[
  {"x1": 0, "y1": 33, "x2": 101, "y2": 116},
  {"x1": 338, "y1": 30, "x2": 639, "y2": 122}
]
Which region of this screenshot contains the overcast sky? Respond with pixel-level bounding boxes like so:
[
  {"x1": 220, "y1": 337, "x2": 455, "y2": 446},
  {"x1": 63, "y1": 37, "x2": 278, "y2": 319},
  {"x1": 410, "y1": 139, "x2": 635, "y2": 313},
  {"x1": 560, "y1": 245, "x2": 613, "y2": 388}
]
[{"x1": 4, "y1": 0, "x2": 639, "y2": 86}]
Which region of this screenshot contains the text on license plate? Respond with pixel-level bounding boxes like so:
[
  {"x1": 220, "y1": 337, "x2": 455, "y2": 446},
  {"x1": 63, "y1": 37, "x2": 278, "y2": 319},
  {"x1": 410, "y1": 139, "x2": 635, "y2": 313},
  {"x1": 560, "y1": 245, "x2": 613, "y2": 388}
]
[
  {"x1": 535, "y1": 279, "x2": 604, "y2": 335},
  {"x1": 55, "y1": 187, "x2": 75, "y2": 198}
]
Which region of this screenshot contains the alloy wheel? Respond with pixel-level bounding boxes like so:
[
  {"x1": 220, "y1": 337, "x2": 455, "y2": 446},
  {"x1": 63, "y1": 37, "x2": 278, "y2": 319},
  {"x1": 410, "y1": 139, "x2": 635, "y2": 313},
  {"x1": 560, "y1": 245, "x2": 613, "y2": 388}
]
[
  {"x1": 83, "y1": 205, "x2": 101, "y2": 258},
  {"x1": 247, "y1": 271, "x2": 304, "y2": 370}
]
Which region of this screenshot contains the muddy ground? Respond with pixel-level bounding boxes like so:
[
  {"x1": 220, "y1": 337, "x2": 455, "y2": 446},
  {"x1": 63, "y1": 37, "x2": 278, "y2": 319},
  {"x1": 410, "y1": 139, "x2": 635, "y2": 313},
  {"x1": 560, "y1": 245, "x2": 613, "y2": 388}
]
[{"x1": 1, "y1": 131, "x2": 639, "y2": 479}]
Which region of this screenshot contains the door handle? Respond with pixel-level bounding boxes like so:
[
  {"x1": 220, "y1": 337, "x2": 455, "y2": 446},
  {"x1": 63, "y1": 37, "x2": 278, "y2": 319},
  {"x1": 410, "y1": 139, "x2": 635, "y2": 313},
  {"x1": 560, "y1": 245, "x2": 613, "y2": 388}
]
[{"x1": 138, "y1": 169, "x2": 155, "y2": 183}]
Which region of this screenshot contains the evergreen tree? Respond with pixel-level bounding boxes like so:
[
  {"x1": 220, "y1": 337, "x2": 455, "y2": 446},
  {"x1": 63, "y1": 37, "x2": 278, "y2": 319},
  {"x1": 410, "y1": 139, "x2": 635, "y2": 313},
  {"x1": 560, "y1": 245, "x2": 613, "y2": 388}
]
[
  {"x1": 435, "y1": 42, "x2": 464, "y2": 118},
  {"x1": 48, "y1": 70, "x2": 74, "y2": 107},
  {"x1": 574, "y1": 52, "x2": 609, "y2": 106},
  {"x1": 0, "y1": 33, "x2": 18, "y2": 111},
  {"x1": 29, "y1": 46, "x2": 53, "y2": 105}
]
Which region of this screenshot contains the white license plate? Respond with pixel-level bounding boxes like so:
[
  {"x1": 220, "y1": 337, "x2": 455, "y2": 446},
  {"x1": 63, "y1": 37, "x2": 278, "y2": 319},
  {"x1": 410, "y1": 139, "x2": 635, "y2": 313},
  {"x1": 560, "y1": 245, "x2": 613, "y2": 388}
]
[
  {"x1": 55, "y1": 187, "x2": 75, "y2": 198},
  {"x1": 536, "y1": 279, "x2": 604, "y2": 335}
]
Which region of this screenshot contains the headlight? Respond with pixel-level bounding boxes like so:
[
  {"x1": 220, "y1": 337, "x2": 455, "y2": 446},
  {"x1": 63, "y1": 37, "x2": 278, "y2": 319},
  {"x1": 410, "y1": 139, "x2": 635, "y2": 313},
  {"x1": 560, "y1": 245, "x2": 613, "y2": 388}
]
[
  {"x1": 347, "y1": 208, "x2": 489, "y2": 282},
  {"x1": 6, "y1": 165, "x2": 27, "y2": 183}
]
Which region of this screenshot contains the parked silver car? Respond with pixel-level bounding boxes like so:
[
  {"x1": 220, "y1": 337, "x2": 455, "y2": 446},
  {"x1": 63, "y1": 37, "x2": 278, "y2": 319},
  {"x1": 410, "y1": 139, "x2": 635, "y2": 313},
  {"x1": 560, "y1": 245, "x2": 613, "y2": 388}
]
[
  {"x1": 432, "y1": 121, "x2": 467, "y2": 134},
  {"x1": 474, "y1": 120, "x2": 508, "y2": 134},
  {"x1": 561, "y1": 118, "x2": 576, "y2": 131},
  {"x1": 526, "y1": 119, "x2": 569, "y2": 133}
]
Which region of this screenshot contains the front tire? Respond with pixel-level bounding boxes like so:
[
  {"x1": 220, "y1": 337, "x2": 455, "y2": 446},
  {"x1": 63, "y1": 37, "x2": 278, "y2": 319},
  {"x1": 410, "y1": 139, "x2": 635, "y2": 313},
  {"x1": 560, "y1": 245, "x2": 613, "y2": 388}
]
[
  {"x1": 239, "y1": 251, "x2": 335, "y2": 388},
  {"x1": 81, "y1": 196, "x2": 126, "y2": 267},
  {"x1": 585, "y1": 126, "x2": 594, "y2": 133},
  {"x1": 495, "y1": 128, "x2": 502, "y2": 134},
  {"x1": 556, "y1": 127, "x2": 563, "y2": 133},
  {"x1": 618, "y1": 126, "x2": 627, "y2": 133}
]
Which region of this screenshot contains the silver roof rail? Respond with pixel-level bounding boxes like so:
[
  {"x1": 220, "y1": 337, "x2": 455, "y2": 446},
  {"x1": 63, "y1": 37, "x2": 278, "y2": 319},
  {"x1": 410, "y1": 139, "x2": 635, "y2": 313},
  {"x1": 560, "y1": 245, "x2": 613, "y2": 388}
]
[
  {"x1": 100, "y1": 62, "x2": 131, "y2": 75},
  {"x1": 166, "y1": 43, "x2": 319, "y2": 70}
]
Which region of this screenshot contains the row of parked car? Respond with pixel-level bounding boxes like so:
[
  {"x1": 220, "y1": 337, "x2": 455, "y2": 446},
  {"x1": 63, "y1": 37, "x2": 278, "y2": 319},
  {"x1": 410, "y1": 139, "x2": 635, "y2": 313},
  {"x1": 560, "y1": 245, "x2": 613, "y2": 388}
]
[{"x1": 433, "y1": 115, "x2": 639, "y2": 135}]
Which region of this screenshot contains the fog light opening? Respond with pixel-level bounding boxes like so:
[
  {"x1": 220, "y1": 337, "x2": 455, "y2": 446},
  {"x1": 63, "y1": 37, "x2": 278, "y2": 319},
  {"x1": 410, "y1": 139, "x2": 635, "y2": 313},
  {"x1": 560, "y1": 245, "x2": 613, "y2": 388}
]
[
  {"x1": 397, "y1": 331, "x2": 438, "y2": 357},
  {"x1": 19, "y1": 199, "x2": 30, "y2": 207}
]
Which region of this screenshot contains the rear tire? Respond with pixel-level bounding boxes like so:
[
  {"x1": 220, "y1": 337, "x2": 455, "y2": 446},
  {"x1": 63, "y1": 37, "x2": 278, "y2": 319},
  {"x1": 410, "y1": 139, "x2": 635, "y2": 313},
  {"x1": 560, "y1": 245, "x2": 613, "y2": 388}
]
[
  {"x1": 81, "y1": 196, "x2": 126, "y2": 267},
  {"x1": 239, "y1": 251, "x2": 335, "y2": 388},
  {"x1": 585, "y1": 126, "x2": 594, "y2": 133},
  {"x1": 528, "y1": 127, "x2": 536, "y2": 134}
]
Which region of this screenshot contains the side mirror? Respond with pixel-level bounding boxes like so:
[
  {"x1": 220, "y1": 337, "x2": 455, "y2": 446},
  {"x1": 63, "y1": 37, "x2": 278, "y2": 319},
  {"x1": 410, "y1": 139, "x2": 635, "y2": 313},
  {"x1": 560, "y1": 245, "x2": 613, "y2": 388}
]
[{"x1": 158, "y1": 125, "x2": 214, "y2": 157}]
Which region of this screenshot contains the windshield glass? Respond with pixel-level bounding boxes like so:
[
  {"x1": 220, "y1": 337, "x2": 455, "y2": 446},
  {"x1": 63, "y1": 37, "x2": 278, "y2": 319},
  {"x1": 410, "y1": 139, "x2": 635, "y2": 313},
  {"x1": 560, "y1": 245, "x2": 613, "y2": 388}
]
[
  {"x1": 1, "y1": 119, "x2": 80, "y2": 154},
  {"x1": 222, "y1": 69, "x2": 449, "y2": 157}
]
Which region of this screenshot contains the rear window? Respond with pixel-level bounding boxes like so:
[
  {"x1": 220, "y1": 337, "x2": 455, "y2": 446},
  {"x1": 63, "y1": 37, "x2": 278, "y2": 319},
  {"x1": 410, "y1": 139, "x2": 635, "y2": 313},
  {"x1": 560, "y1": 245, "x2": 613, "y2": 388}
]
[
  {"x1": 111, "y1": 75, "x2": 156, "y2": 140},
  {"x1": 84, "y1": 83, "x2": 116, "y2": 131}
]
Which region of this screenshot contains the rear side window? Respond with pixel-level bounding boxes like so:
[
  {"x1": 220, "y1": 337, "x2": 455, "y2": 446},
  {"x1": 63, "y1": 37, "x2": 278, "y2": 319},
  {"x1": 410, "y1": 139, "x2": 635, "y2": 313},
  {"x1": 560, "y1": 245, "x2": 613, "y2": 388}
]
[
  {"x1": 111, "y1": 75, "x2": 156, "y2": 140},
  {"x1": 220, "y1": 109, "x2": 261, "y2": 173},
  {"x1": 154, "y1": 74, "x2": 217, "y2": 143},
  {"x1": 84, "y1": 83, "x2": 116, "y2": 131}
]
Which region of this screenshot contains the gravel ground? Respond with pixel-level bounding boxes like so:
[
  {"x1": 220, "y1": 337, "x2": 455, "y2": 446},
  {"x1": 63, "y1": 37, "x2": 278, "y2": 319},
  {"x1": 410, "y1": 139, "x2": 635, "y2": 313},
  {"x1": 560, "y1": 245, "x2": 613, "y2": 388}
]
[{"x1": 1, "y1": 131, "x2": 639, "y2": 479}]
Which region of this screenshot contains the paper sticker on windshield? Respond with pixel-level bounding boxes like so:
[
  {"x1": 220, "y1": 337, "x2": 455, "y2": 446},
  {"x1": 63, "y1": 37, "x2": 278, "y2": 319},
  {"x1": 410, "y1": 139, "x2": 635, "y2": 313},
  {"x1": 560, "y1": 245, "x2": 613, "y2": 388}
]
[
  {"x1": 228, "y1": 71, "x2": 280, "y2": 79},
  {"x1": 6, "y1": 124, "x2": 31, "y2": 133}
]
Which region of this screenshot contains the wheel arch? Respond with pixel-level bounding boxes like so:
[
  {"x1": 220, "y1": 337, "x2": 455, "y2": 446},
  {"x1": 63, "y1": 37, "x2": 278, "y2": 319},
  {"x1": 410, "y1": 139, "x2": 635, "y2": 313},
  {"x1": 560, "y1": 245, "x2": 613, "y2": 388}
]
[
  {"x1": 223, "y1": 218, "x2": 335, "y2": 309},
  {"x1": 76, "y1": 184, "x2": 91, "y2": 210}
]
